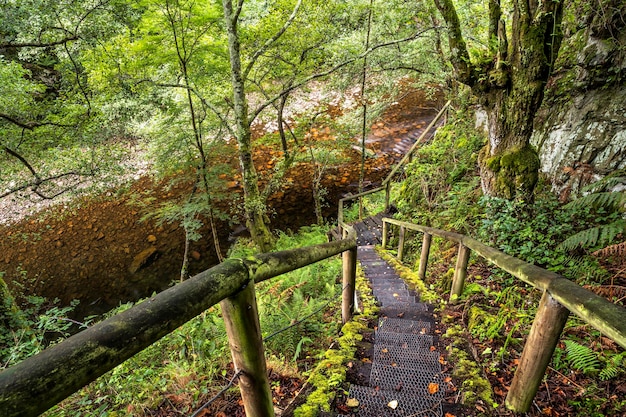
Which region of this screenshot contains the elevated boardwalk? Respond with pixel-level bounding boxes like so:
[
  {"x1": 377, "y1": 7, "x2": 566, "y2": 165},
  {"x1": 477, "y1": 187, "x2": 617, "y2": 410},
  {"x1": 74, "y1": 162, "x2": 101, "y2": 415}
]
[{"x1": 340, "y1": 216, "x2": 447, "y2": 416}]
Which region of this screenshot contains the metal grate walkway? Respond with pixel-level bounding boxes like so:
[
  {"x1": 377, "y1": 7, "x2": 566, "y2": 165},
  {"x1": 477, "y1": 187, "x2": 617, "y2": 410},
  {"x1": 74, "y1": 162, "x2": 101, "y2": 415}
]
[{"x1": 340, "y1": 237, "x2": 447, "y2": 416}]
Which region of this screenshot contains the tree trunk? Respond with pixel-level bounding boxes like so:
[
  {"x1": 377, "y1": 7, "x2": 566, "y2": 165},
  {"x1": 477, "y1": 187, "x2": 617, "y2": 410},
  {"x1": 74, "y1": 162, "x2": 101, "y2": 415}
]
[
  {"x1": 435, "y1": 0, "x2": 563, "y2": 200},
  {"x1": 222, "y1": 0, "x2": 274, "y2": 252}
]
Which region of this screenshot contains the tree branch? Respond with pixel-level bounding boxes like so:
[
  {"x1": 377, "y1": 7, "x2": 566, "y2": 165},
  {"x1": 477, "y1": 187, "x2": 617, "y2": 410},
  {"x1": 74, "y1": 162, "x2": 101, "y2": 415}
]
[
  {"x1": 3, "y1": 145, "x2": 40, "y2": 181},
  {"x1": 0, "y1": 35, "x2": 79, "y2": 49},
  {"x1": 243, "y1": 0, "x2": 302, "y2": 80},
  {"x1": 249, "y1": 27, "x2": 437, "y2": 123},
  {"x1": 135, "y1": 79, "x2": 236, "y2": 139},
  {"x1": 434, "y1": 0, "x2": 475, "y2": 86},
  {"x1": 0, "y1": 113, "x2": 75, "y2": 130}
]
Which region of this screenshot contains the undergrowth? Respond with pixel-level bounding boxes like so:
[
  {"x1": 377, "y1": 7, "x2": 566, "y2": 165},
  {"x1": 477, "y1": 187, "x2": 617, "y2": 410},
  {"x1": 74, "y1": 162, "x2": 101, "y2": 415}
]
[
  {"x1": 2, "y1": 224, "x2": 344, "y2": 416},
  {"x1": 388, "y1": 106, "x2": 626, "y2": 416}
]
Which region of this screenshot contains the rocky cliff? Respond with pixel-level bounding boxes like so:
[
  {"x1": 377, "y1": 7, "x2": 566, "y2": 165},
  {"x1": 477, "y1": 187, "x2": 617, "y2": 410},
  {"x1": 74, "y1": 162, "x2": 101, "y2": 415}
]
[{"x1": 531, "y1": 3, "x2": 626, "y2": 199}]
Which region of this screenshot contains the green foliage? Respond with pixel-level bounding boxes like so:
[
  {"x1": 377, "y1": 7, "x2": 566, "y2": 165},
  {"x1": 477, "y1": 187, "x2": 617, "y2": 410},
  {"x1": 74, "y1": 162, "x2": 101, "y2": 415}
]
[
  {"x1": 560, "y1": 172, "x2": 626, "y2": 251},
  {"x1": 478, "y1": 192, "x2": 612, "y2": 284},
  {"x1": 561, "y1": 339, "x2": 626, "y2": 381},
  {"x1": 1, "y1": 276, "x2": 79, "y2": 370},
  {"x1": 397, "y1": 112, "x2": 484, "y2": 233},
  {"x1": 563, "y1": 340, "x2": 601, "y2": 375}
]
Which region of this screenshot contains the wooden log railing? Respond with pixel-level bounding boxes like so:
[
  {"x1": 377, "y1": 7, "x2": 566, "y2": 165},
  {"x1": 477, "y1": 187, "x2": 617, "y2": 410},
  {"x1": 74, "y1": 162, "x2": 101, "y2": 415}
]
[
  {"x1": 0, "y1": 228, "x2": 357, "y2": 417},
  {"x1": 381, "y1": 217, "x2": 626, "y2": 412}
]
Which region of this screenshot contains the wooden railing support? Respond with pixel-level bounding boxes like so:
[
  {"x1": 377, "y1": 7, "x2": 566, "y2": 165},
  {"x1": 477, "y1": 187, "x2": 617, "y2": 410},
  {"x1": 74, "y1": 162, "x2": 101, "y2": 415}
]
[
  {"x1": 397, "y1": 226, "x2": 406, "y2": 262},
  {"x1": 220, "y1": 280, "x2": 274, "y2": 417},
  {"x1": 506, "y1": 292, "x2": 570, "y2": 412},
  {"x1": 450, "y1": 244, "x2": 470, "y2": 303},
  {"x1": 381, "y1": 221, "x2": 388, "y2": 249},
  {"x1": 385, "y1": 182, "x2": 390, "y2": 211},
  {"x1": 342, "y1": 246, "x2": 358, "y2": 323},
  {"x1": 417, "y1": 233, "x2": 431, "y2": 281}
]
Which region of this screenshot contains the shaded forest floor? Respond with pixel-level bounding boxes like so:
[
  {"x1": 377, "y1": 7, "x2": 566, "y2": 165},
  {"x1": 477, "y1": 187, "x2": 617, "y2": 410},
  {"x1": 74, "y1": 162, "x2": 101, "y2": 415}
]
[{"x1": 0, "y1": 89, "x2": 437, "y2": 320}]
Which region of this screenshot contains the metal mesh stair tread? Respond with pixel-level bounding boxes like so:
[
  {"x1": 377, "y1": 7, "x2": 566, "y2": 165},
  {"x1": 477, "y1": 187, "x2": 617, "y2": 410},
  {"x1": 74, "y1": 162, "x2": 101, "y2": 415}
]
[
  {"x1": 370, "y1": 284, "x2": 410, "y2": 293},
  {"x1": 375, "y1": 331, "x2": 434, "y2": 347},
  {"x1": 372, "y1": 288, "x2": 411, "y2": 297},
  {"x1": 369, "y1": 362, "x2": 447, "y2": 399},
  {"x1": 373, "y1": 344, "x2": 441, "y2": 367},
  {"x1": 376, "y1": 295, "x2": 417, "y2": 304},
  {"x1": 378, "y1": 317, "x2": 432, "y2": 334},
  {"x1": 344, "y1": 385, "x2": 443, "y2": 417}
]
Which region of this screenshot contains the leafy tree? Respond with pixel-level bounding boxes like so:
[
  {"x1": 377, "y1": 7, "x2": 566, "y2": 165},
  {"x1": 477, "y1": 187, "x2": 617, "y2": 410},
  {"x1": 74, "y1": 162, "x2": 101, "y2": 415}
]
[
  {"x1": 0, "y1": 0, "x2": 137, "y2": 199},
  {"x1": 434, "y1": 0, "x2": 564, "y2": 201}
]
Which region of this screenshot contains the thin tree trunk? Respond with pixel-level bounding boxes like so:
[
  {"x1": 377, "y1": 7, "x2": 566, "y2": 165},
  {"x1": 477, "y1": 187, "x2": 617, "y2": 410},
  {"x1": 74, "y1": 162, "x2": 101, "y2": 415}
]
[
  {"x1": 222, "y1": 0, "x2": 274, "y2": 252},
  {"x1": 359, "y1": 0, "x2": 374, "y2": 218}
]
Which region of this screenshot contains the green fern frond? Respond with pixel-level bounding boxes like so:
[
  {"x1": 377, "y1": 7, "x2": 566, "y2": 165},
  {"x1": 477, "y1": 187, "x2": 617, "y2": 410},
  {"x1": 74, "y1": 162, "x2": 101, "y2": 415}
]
[
  {"x1": 563, "y1": 340, "x2": 600, "y2": 374},
  {"x1": 599, "y1": 352, "x2": 626, "y2": 381},
  {"x1": 559, "y1": 220, "x2": 626, "y2": 251},
  {"x1": 564, "y1": 191, "x2": 626, "y2": 211},
  {"x1": 581, "y1": 173, "x2": 626, "y2": 194}
]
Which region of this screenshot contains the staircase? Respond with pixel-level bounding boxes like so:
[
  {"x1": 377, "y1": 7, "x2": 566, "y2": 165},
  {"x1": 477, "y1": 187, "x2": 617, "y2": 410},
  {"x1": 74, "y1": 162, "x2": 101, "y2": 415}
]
[{"x1": 341, "y1": 217, "x2": 447, "y2": 417}]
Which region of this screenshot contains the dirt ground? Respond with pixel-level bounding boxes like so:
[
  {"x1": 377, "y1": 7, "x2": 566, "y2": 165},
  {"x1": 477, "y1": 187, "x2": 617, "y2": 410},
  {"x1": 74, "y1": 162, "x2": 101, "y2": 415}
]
[{"x1": 0, "y1": 89, "x2": 440, "y2": 320}]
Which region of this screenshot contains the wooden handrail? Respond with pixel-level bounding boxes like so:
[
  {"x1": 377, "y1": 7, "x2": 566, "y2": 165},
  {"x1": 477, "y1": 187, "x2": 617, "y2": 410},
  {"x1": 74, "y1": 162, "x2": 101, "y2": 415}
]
[
  {"x1": 381, "y1": 217, "x2": 626, "y2": 412},
  {"x1": 0, "y1": 230, "x2": 357, "y2": 417}
]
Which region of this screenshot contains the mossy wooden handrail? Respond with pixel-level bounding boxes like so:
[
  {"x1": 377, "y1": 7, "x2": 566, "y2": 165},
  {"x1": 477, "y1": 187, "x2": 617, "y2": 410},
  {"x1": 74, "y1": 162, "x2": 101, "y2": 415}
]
[
  {"x1": 382, "y1": 218, "x2": 626, "y2": 347},
  {"x1": 0, "y1": 231, "x2": 357, "y2": 417},
  {"x1": 382, "y1": 217, "x2": 626, "y2": 412}
]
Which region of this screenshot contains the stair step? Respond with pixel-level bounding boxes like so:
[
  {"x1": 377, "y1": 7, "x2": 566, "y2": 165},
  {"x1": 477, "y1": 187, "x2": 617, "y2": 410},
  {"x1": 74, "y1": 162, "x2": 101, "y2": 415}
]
[
  {"x1": 374, "y1": 332, "x2": 434, "y2": 349},
  {"x1": 376, "y1": 295, "x2": 417, "y2": 304},
  {"x1": 373, "y1": 344, "x2": 441, "y2": 368},
  {"x1": 369, "y1": 362, "x2": 447, "y2": 398},
  {"x1": 345, "y1": 385, "x2": 442, "y2": 417},
  {"x1": 378, "y1": 317, "x2": 432, "y2": 334}
]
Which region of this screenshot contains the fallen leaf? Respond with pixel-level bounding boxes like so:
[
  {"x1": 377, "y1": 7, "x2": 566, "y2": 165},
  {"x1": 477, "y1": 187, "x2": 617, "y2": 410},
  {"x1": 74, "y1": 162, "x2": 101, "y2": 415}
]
[
  {"x1": 346, "y1": 398, "x2": 359, "y2": 407},
  {"x1": 428, "y1": 383, "x2": 439, "y2": 394},
  {"x1": 381, "y1": 348, "x2": 389, "y2": 353},
  {"x1": 397, "y1": 312, "x2": 405, "y2": 318},
  {"x1": 387, "y1": 400, "x2": 398, "y2": 409},
  {"x1": 445, "y1": 413, "x2": 456, "y2": 417}
]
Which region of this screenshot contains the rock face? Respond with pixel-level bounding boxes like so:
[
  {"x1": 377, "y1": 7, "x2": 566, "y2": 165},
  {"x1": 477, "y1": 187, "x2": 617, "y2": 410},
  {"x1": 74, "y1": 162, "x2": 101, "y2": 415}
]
[
  {"x1": 531, "y1": 86, "x2": 626, "y2": 199},
  {"x1": 530, "y1": 7, "x2": 626, "y2": 199}
]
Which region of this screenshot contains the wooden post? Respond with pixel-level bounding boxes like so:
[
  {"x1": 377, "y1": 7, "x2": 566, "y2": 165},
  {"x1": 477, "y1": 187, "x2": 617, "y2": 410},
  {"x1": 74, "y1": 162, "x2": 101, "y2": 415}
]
[
  {"x1": 450, "y1": 244, "x2": 470, "y2": 303},
  {"x1": 417, "y1": 233, "x2": 432, "y2": 281},
  {"x1": 342, "y1": 247, "x2": 358, "y2": 323},
  {"x1": 381, "y1": 220, "x2": 388, "y2": 249},
  {"x1": 220, "y1": 280, "x2": 274, "y2": 417},
  {"x1": 385, "y1": 182, "x2": 390, "y2": 211},
  {"x1": 338, "y1": 200, "x2": 344, "y2": 235},
  {"x1": 506, "y1": 291, "x2": 570, "y2": 412},
  {"x1": 397, "y1": 226, "x2": 406, "y2": 262}
]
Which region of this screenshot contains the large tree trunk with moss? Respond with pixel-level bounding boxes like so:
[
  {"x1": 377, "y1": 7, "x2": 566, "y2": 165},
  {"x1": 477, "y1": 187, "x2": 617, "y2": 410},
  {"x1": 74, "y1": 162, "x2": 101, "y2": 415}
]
[
  {"x1": 222, "y1": 0, "x2": 274, "y2": 251},
  {"x1": 435, "y1": 0, "x2": 563, "y2": 200}
]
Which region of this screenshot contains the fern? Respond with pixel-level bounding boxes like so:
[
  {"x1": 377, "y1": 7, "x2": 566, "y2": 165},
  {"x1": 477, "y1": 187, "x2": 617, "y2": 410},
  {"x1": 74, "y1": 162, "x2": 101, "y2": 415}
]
[
  {"x1": 565, "y1": 191, "x2": 626, "y2": 212},
  {"x1": 599, "y1": 352, "x2": 626, "y2": 381},
  {"x1": 563, "y1": 340, "x2": 601, "y2": 375},
  {"x1": 592, "y1": 240, "x2": 626, "y2": 260},
  {"x1": 560, "y1": 220, "x2": 626, "y2": 251}
]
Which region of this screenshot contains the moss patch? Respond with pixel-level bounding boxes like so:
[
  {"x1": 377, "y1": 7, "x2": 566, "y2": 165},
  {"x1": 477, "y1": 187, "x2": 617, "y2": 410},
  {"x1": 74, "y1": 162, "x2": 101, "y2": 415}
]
[
  {"x1": 376, "y1": 247, "x2": 440, "y2": 303},
  {"x1": 442, "y1": 323, "x2": 498, "y2": 413},
  {"x1": 293, "y1": 266, "x2": 378, "y2": 417}
]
